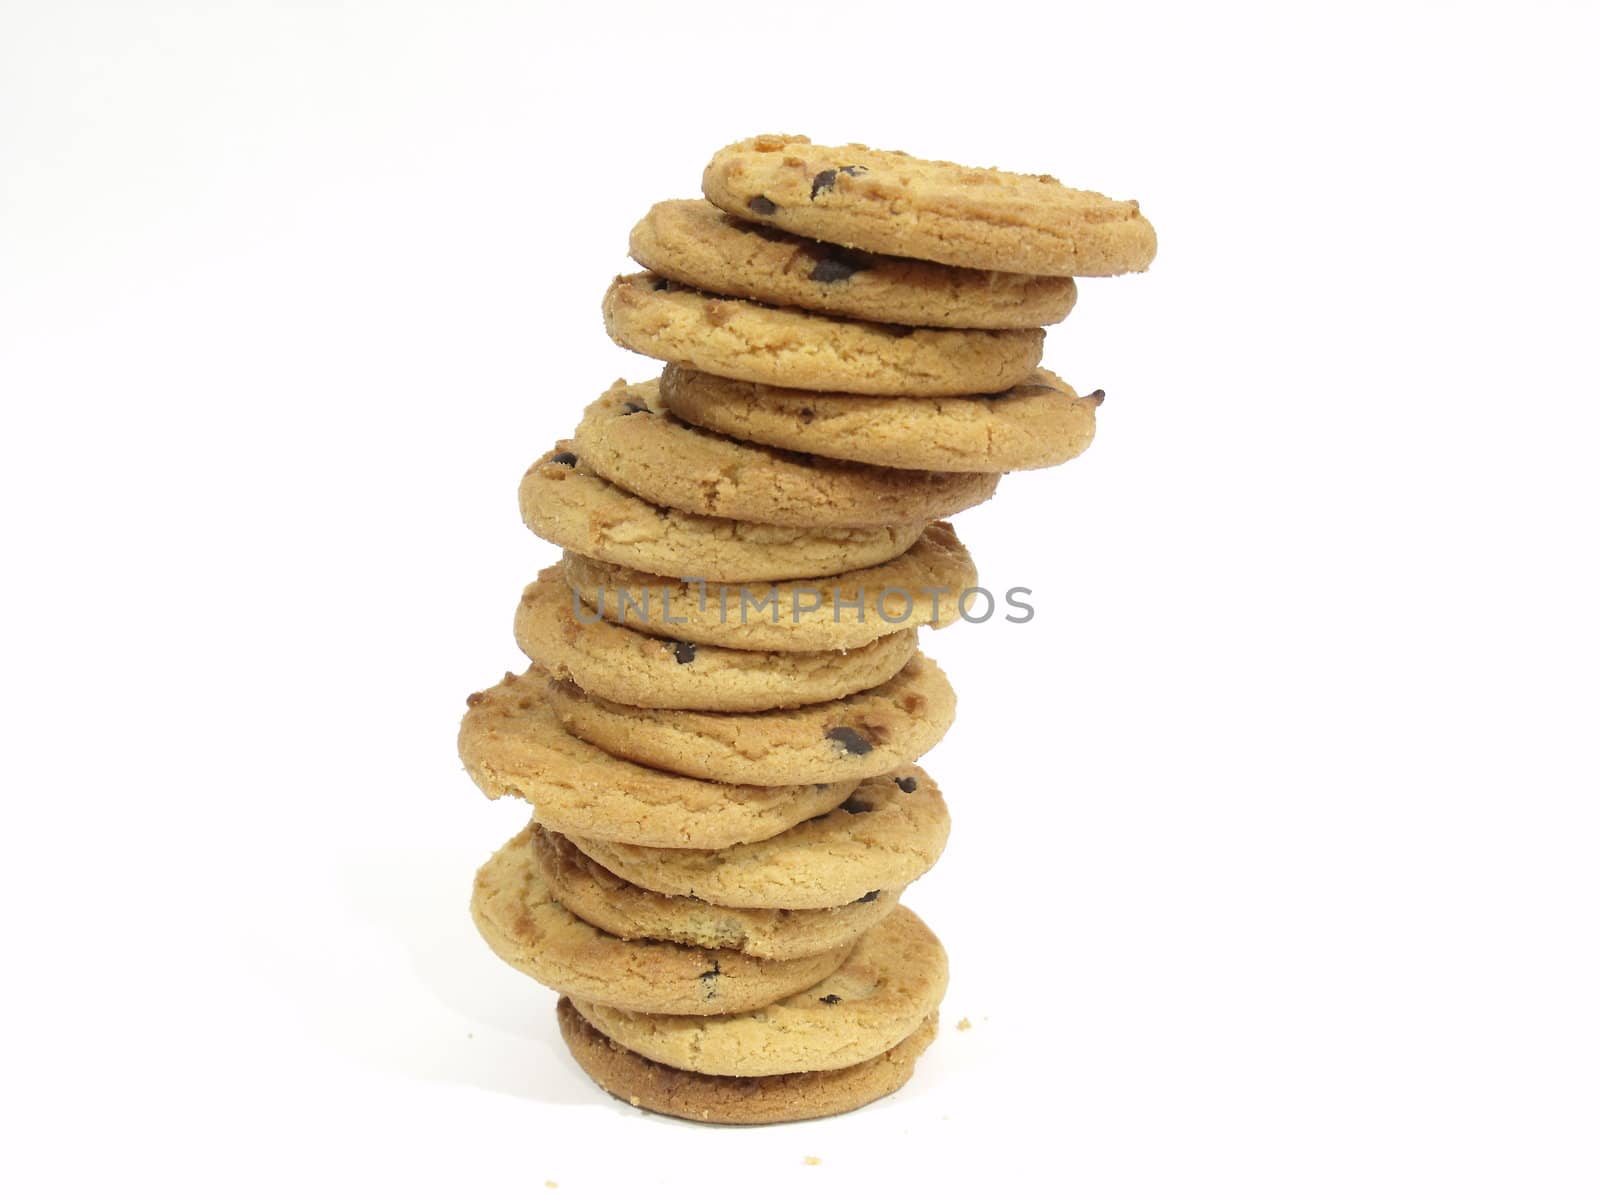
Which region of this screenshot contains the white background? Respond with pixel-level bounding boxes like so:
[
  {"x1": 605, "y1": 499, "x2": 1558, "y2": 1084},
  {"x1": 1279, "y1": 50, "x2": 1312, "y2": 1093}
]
[{"x1": 3, "y1": 2, "x2": 1596, "y2": 1197}]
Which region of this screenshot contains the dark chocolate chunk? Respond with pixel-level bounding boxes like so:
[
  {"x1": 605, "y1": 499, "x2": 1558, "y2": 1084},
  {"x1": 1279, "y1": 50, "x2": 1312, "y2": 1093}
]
[
  {"x1": 699, "y1": 962, "x2": 721, "y2": 981},
  {"x1": 671, "y1": 641, "x2": 697, "y2": 665},
  {"x1": 748, "y1": 195, "x2": 777, "y2": 215},
  {"x1": 549, "y1": 451, "x2": 578, "y2": 466},
  {"x1": 621, "y1": 401, "x2": 648, "y2": 415},
  {"x1": 854, "y1": 890, "x2": 881, "y2": 904},
  {"x1": 826, "y1": 727, "x2": 875, "y2": 756},
  {"x1": 894, "y1": 776, "x2": 918, "y2": 793},
  {"x1": 810, "y1": 165, "x2": 867, "y2": 199},
  {"x1": 840, "y1": 796, "x2": 874, "y2": 815},
  {"x1": 809, "y1": 256, "x2": 860, "y2": 284},
  {"x1": 819, "y1": 994, "x2": 842, "y2": 1005},
  {"x1": 840, "y1": 165, "x2": 867, "y2": 177}
]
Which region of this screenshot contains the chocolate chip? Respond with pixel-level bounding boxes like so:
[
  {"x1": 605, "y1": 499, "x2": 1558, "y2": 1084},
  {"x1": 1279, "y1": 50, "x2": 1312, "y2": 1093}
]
[
  {"x1": 549, "y1": 451, "x2": 578, "y2": 466},
  {"x1": 1088, "y1": 388, "x2": 1107, "y2": 406},
  {"x1": 798, "y1": 407, "x2": 815, "y2": 424},
  {"x1": 854, "y1": 890, "x2": 880, "y2": 904},
  {"x1": 895, "y1": 776, "x2": 918, "y2": 793},
  {"x1": 671, "y1": 641, "x2": 697, "y2": 664},
  {"x1": 810, "y1": 165, "x2": 866, "y2": 199},
  {"x1": 651, "y1": 276, "x2": 672, "y2": 291},
  {"x1": 826, "y1": 727, "x2": 874, "y2": 756},
  {"x1": 840, "y1": 164, "x2": 867, "y2": 177},
  {"x1": 840, "y1": 796, "x2": 874, "y2": 815},
  {"x1": 748, "y1": 195, "x2": 777, "y2": 215},
  {"x1": 809, "y1": 256, "x2": 860, "y2": 283},
  {"x1": 621, "y1": 402, "x2": 648, "y2": 415},
  {"x1": 699, "y1": 963, "x2": 721, "y2": 981},
  {"x1": 819, "y1": 994, "x2": 842, "y2": 1005}
]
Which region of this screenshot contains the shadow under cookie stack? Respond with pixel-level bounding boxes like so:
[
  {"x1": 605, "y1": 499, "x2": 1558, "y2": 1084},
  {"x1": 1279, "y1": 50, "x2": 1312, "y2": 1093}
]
[{"x1": 460, "y1": 134, "x2": 1155, "y2": 1123}]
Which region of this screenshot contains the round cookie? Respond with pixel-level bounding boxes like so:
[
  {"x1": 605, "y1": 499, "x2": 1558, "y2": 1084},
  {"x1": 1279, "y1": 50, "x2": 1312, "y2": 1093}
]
[
  {"x1": 515, "y1": 565, "x2": 918, "y2": 712},
  {"x1": 458, "y1": 667, "x2": 858, "y2": 849},
  {"x1": 571, "y1": 905, "x2": 948, "y2": 1076},
  {"x1": 571, "y1": 377, "x2": 999, "y2": 527},
  {"x1": 561, "y1": 520, "x2": 979, "y2": 653},
  {"x1": 533, "y1": 827, "x2": 904, "y2": 961},
  {"x1": 569, "y1": 768, "x2": 949, "y2": 910},
  {"x1": 602, "y1": 272, "x2": 1043, "y2": 397},
  {"x1": 703, "y1": 133, "x2": 1157, "y2": 277},
  {"x1": 546, "y1": 652, "x2": 956, "y2": 786},
  {"x1": 519, "y1": 442, "x2": 922, "y2": 583},
  {"x1": 629, "y1": 198, "x2": 1078, "y2": 330},
  {"x1": 557, "y1": 997, "x2": 939, "y2": 1124},
  {"x1": 659, "y1": 365, "x2": 1100, "y2": 473},
  {"x1": 473, "y1": 826, "x2": 851, "y2": 1015}
]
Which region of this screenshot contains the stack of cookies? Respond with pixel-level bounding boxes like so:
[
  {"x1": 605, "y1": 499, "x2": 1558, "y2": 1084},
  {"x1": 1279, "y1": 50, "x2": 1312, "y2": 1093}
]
[{"x1": 460, "y1": 134, "x2": 1155, "y2": 1123}]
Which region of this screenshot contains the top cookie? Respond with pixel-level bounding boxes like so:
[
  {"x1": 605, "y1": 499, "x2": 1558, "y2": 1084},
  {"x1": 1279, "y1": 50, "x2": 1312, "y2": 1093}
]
[
  {"x1": 703, "y1": 134, "x2": 1157, "y2": 277},
  {"x1": 629, "y1": 199, "x2": 1078, "y2": 329}
]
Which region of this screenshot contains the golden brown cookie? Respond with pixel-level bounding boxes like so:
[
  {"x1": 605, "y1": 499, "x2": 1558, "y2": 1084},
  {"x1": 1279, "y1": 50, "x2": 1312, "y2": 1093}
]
[
  {"x1": 659, "y1": 365, "x2": 1100, "y2": 473},
  {"x1": 557, "y1": 997, "x2": 938, "y2": 1124},
  {"x1": 569, "y1": 768, "x2": 949, "y2": 909},
  {"x1": 458, "y1": 668, "x2": 857, "y2": 848},
  {"x1": 519, "y1": 442, "x2": 922, "y2": 583},
  {"x1": 629, "y1": 198, "x2": 1077, "y2": 329},
  {"x1": 703, "y1": 133, "x2": 1157, "y2": 277},
  {"x1": 473, "y1": 826, "x2": 851, "y2": 1014},
  {"x1": 561, "y1": 521, "x2": 979, "y2": 653},
  {"x1": 545, "y1": 652, "x2": 956, "y2": 786},
  {"x1": 514, "y1": 565, "x2": 918, "y2": 711},
  {"x1": 533, "y1": 827, "x2": 903, "y2": 961},
  {"x1": 571, "y1": 377, "x2": 999, "y2": 527},
  {"x1": 570, "y1": 905, "x2": 947, "y2": 1075},
  {"x1": 602, "y1": 272, "x2": 1043, "y2": 397}
]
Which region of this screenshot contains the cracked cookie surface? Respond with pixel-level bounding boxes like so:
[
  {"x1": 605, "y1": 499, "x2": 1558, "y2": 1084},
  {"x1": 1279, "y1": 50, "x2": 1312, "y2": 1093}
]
[
  {"x1": 473, "y1": 825, "x2": 850, "y2": 1014},
  {"x1": 514, "y1": 565, "x2": 917, "y2": 711},
  {"x1": 630, "y1": 198, "x2": 1077, "y2": 329},
  {"x1": 660, "y1": 365, "x2": 1099, "y2": 473},
  {"x1": 571, "y1": 905, "x2": 947, "y2": 1075},
  {"x1": 568, "y1": 767, "x2": 950, "y2": 909},
  {"x1": 546, "y1": 651, "x2": 956, "y2": 786},
  {"x1": 458, "y1": 667, "x2": 858, "y2": 848},
  {"x1": 534, "y1": 826, "x2": 903, "y2": 961},
  {"x1": 519, "y1": 441, "x2": 922, "y2": 583},
  {"x1": 602, "y1": 271, "x2": 1042, "y2": 397},
  {"x1": 572, "y1": 377, "x2": 998, "y2": 527},
  {"x1": 703, "y1": 133, "x2": 1157, "y2": 277}
]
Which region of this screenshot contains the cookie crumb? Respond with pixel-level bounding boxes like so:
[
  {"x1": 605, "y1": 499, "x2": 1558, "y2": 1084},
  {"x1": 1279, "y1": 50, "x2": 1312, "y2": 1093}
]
[
  {"x1": 804, "y1": 1156, "x2": 822, "y2": 1166},
  {"x1": 956, "y1": 1017, "x2": 972, "y2": 1031}
]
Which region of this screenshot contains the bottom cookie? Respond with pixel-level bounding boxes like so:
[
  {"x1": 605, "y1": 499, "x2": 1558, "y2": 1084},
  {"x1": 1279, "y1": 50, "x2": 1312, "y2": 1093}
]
[{"x1": 556, "y1": 997, "x2": 938, "y2": 1125}]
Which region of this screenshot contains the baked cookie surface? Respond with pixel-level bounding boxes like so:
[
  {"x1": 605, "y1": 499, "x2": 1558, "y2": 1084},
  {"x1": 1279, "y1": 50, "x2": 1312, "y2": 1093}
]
[
  {"x1": 473, "y1": 825, "x2": 850, "y2": 1014},
  {"x1": 533, "y1": 827, "x2": 903, "y2": 961},
  {"x1": 519, "y1": 442, "x2": 922, "y2": 583},
  {"x1": 557, "y1": 997, "x2": 938, "y2": 1124},
  {"x1": 545, "y1": 652, "x2": 956, "y2": 786},
  {"x1": 514, "y1": 565, "x2": 917, "y2": 711},
  {"x1": 630, "y1": 198, "x2": 1077, "y2": 329},
  {"x1": 703, "y1": 133, "x2": 1157, "y2": 277},
  {"x1": 458, "y1": 667, "x2": 857, "y2": 848},
  {"x1": 602, "y1": 272, "x2": 1043, "y2": 397},
  {"x1": 659, "y1": 365, "x2": 1100, "y2": 473},
  {"x1": 569, "y1": 767, "x2": 950, "y2": 909},
  {"x1": 561, "y1": 521, "x2": 979, "y2": 653},
  {"x1": 571, "y1": 377, "x2": 999, "y2": 527},
  {"x1": 571, "y1": 905, "x2": 947, "y2": 1075}
]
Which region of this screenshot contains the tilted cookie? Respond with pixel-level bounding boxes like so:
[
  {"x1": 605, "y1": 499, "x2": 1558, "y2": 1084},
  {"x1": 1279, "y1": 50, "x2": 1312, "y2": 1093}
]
[
  {"x1": 568, "y1": 767, "x2": 949, "y2": 910},
  {"x1": 571, "y1": 905, "x2": 947, "y2": 1075},
  {"x1": 518, "y1": 442, "x2": 923, "y2": 583},
  {"x1": 473, "y1": 825, "x2": 851, "y2": 1015},
  {"x1": 629, "y1": 198, "x2": 1078, "y2": 329},
  {"x1": 659, "y1": 365, "x2": 1100, "y2": 473},
  {"x1": 561, "y1": 520, "x2": 979, "y2": 653},
  {"x1": 533, "y1": 827, "x2": 903, "y2": 961},
  {"x1": 515, "y1": 565, "x2": 917, "y2": 711},
  {"x1": 602, "y1": 272, "x2": 1043, "y2": 397},
  {"x1": 703, "y1": 133, "x2": 1157, "y2": 277},
  {"x1": 571, "y1": 377, "x2": 999, "y2": 527},
  {"x1": 458, "y1": 668, "x2": 857, "y2": 848},
  {"x1": 557, "y1": 997, "x2": 938, "y2": 1124},
  {"x1": 546, "y1": 652, "x2": 956, "y2": 786}
]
